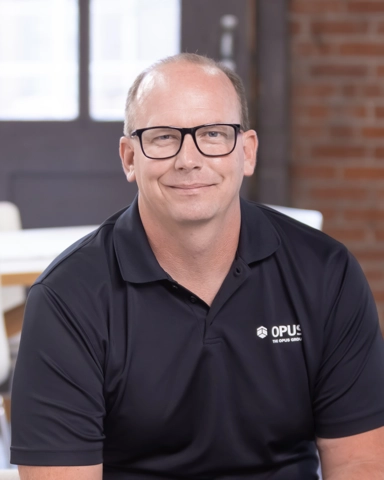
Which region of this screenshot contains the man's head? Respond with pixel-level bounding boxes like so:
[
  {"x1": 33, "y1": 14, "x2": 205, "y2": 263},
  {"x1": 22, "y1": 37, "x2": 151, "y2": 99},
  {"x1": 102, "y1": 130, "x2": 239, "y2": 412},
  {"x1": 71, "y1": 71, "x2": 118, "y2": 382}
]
[
  {"x1": 119, "y1": 54, "x2": 257, "y2": 229},
  {"x1": 123, "y1": 53, "x2": 250, "y2": 136}
]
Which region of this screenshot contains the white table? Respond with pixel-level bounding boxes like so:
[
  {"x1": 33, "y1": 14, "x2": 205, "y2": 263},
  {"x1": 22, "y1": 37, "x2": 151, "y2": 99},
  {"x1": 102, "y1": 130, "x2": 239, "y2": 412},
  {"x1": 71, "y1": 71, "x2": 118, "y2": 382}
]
[
  {"x1": 0, "y1": 206, "x2": 323, "y2": 287},
  {"x1": 0, "y1": 226, "x2": 98, "y2": 286}
]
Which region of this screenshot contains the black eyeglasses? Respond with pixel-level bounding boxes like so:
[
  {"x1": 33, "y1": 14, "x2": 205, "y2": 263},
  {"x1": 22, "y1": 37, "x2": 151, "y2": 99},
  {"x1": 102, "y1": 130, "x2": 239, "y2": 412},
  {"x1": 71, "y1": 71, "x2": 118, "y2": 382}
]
[{"x1": 130, "y1": 123, "x2": 241, "y2": 160}]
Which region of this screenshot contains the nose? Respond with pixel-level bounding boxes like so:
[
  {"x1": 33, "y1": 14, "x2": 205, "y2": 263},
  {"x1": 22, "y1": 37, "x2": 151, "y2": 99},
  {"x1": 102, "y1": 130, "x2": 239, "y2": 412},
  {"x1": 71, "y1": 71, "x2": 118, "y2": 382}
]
[{"x1": 174, "y1": 133, "x2": 203, "y2": 170}]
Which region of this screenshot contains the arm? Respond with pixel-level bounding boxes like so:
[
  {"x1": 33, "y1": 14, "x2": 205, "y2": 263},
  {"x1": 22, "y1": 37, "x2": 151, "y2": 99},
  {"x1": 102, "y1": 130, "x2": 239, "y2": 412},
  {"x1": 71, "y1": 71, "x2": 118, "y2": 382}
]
[
  {"x1": 317, "y1": 427, "x2": 384, "y2": 479},
  {"x1": 11, "y1": 284, "x2": 105, "y2": 468},
  {"x1": 313, "y1": 252, "x2": 384, "y2": 478},
  {"x1": 313, "y1": 252, "x2": 384, "y2": 439},
  {"x1": 19, "y1": 465, "x2": 103, "y2": 480}
]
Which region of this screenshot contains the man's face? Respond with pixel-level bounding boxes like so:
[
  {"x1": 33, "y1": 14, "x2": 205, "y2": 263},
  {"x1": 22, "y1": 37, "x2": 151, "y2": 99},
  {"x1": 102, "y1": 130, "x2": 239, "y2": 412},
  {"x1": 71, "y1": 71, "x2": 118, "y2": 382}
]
[{"x1": 120, "y1": 62, "x2": 257, "y2": 228}]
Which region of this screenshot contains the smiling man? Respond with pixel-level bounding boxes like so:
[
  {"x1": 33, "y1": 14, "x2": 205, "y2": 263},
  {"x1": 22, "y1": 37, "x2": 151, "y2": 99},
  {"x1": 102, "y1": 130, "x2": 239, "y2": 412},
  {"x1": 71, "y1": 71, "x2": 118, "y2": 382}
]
[{"x1": 11, "y1": 54, "x2": 384, "y2": 480}]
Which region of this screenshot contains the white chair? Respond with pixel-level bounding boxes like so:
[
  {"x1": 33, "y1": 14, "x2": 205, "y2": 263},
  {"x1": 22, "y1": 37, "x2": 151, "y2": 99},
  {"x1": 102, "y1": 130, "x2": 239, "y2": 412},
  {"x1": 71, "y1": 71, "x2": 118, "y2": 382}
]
[
  {"x1": 0, "y1": 470, "x2": 19, "y2": 479},
  {"x1": 0, "y1": 296, "x2": 10, "y2": 388},
  {"x1": 266, "y1": 204, "x2": 323, "y2": 231},
  {"x1": 0, "y1": 293, "x2": 11, "y2": 469},
  {"x1": 0, "y1": 202, "x2": 24, "y2": 469},
  {"x1": 0, "y1": 202, "x2": 25, "y2": 312}
]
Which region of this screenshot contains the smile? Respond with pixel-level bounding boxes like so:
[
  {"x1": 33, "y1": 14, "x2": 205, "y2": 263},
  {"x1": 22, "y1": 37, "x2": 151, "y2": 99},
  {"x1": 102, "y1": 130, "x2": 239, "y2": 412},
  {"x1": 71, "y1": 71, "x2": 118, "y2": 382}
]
[
  {"x1": 171, "y1": 184, "x2": 211, "y2": 189},
  {"x1": 168, "y1": 184, "x2": 214, "y2": 194}
]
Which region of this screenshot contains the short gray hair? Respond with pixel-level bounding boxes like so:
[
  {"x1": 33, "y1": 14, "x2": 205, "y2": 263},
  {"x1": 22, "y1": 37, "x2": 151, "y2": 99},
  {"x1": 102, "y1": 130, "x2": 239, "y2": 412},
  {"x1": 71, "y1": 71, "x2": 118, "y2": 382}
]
[{"x1": 123, "y1": 53, "x2": 249, "y2": 136}]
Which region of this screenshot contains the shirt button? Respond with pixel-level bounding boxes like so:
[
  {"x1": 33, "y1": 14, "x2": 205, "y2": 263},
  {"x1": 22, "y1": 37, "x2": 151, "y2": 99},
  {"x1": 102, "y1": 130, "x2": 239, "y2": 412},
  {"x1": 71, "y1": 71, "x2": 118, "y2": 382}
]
[
  {"x1": 234, "y1": 266, "x2": 242, "y2": 277},
  {"x1": 172, "y1": 284, "x2": 179, "y2": 290},
  {"x1": 190, "y1": 295, "x2": 197, "y2": 303}
]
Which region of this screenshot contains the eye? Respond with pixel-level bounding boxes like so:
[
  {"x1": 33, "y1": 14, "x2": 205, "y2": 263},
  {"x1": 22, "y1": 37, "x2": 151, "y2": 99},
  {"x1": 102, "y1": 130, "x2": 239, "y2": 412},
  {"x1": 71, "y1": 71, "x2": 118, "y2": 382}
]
[
  {"x1": 206, "y1": 131, "x2": 221, "y2": 138},
  {"x1": 155, "y1": 134, "x2": 178, "y2": 141},
  {"x1": 145, "y1": 129, "x2": 180, "y2": 144},
  {"x1": 199, "y1": 130, "x2": 223, "y2": 138},
  {"x1": 198, "y1": 127, "x2": 229, "y2": 141}
]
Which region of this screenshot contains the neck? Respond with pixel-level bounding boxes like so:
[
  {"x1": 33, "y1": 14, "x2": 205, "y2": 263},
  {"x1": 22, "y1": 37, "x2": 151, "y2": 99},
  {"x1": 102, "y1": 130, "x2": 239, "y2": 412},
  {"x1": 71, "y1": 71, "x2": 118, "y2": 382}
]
[{"x1": 139, "y1": 199, "x2": 241, "y2": 304}]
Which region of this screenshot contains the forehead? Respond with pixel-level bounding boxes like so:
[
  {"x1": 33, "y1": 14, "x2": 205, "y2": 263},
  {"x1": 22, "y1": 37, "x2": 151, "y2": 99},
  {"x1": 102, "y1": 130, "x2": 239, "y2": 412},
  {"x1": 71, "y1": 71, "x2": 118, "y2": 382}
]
[{"x1": 133, "y1": 62, "x2": 241, "y2": 127}]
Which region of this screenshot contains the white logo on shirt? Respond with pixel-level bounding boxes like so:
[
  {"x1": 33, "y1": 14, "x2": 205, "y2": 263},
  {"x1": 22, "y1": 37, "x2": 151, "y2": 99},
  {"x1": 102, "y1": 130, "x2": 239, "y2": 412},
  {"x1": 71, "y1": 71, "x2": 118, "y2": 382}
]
[
  {"x1": 256, "y1": 326, "x2": 268, "y2": 339},
  {"x1": 256, "y1": 324, "x2": 302, "y2": 343}
]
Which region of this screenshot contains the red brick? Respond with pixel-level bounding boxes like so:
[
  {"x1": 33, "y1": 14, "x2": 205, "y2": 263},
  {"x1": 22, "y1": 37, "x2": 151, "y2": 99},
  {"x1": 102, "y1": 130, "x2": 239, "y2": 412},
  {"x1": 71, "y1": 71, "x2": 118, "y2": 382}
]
[
  {"x1": 378, "y1": 21, "x2": 384, "y2": 34},
  {"x1": 354, "y1": 250, "x2": 384, "y2": 262},
  {"x1": 340, "y1": 43, "x2": 384, "y2": 56},
  {"x1": 362, "y1": 127, "x2": 384, "y2": 139},
  {"x1": 341, "y1": 84, "x2": 359, "y2": 97},
  {"x1": 378, "y1": 318, "x2": 384, "y2": 332},
  {"x1": 291, "y1": 165, "x2": 336, "y2": 179},
  {"x1": 364, "y1": 269, "x2": 384, "y2": 282},
  {"x1": 292, "y1": 125, "x2": 326, "y2": 138},
  {"x1": 310, "y1": 64, "x2": 368, "y2": 77},
  {"x1": 316, "y1": 102, "x2": 368, "y2": 117},
  {"x1": 372, "y1": 291, "x2": 384, "y2": 303},
  {"x1": 329, "y1": 126, "x2": 356, "y2": 138},
  {"x1": 306, "y1": 105, "x2": 330, "y2": 118},
  {"x1": 296, "y1": 43, "x2": 336, "y2": 56},
  {"x1": 349, "y1": 1, "x2": 384, "y2": 13},
  {"x1": 363, "y1": 84, "x2": 382, "y2": 97},
  {"x1": 290, "y1": 2, "x2": 383, "y2": 274},
  {"x1": 291, "y1": 1, "x2": 346, "y2": 14},
  {"x1": 311, "y1": 187, "x2": 366, "y2": 200},
  {"x1": 325, "y1": 227, "x2": 366, "y2": 241},
  {"x1": 290, "y1": 21, "x2": 301, "y2": 36},
  {"x1": 293, "y1": 105, "x2": 331, "y2": 119},
  {"x1": 344, "y1": 167, "x2": 384, "y2": 180},
  {"x1": 344, "y1": 209, "x2": 384, "y2": 222},
  {"x1": 312, "y1": 145, "x2": 366, "y2": 158},
  {"x1": 293, "y1": 84, "x2": 336, "y2": 98},
  {"x1": 319, "y1": 208, "x2": 338, "y2": 222},
  {"x1": 311, "y1": 21, "x2": 368, "y2": 35},
  {"x1": 348, "y1": 105, "x2": 367, "y2": 118}
]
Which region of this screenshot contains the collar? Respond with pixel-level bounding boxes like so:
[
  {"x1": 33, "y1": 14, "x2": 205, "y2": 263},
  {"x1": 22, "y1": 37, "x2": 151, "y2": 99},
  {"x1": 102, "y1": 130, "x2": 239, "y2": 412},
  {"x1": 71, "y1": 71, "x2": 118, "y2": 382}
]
[
  {"x1": 113, "y1": 195, "x2": 169, "y2": 283},
  {"x1": 113, "y1": 195, "x2": 281, "y2": 284},
  {"x1": 237, "y1": 197, "x2": 281, "y2": 264}
]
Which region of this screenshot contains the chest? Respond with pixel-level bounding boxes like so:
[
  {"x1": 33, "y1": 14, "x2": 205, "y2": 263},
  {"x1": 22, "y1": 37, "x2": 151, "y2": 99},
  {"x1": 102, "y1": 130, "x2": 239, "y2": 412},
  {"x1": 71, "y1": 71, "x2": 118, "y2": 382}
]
[{"x1": 102, "y1": 263, "x2": 323, "y2": 471}]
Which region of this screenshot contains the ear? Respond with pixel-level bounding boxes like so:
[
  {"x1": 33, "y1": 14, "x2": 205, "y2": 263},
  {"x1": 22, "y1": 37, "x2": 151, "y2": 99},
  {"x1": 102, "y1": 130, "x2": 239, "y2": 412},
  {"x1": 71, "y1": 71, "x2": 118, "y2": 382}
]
[
  {"x1": 119, "y1": 136, "x2": 136, "y2": 183},
  {"x1": 242, "y1": 129, "x2": 258, "y2": 177}
]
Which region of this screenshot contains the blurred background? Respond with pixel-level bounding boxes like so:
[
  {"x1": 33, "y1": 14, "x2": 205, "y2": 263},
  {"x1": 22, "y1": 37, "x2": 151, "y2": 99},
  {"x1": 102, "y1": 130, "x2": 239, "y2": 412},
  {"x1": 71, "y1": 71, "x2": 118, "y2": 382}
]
[{"x1": 0, "y1": 0, "x2": 383, "y2": 329}]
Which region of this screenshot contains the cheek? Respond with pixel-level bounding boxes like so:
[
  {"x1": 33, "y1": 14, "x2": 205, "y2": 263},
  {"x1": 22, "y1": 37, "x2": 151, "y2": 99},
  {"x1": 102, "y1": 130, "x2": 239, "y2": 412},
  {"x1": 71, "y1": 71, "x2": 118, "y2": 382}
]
[
  {"x1": 217, "y1": 156, "x2": 244, "y2": 181},
  {"x1": 135, "y1": 161, "x2": 171, "y2": 189},
  {"x1": 210, "y1": 157, "x2": 239, "y2": 176}
]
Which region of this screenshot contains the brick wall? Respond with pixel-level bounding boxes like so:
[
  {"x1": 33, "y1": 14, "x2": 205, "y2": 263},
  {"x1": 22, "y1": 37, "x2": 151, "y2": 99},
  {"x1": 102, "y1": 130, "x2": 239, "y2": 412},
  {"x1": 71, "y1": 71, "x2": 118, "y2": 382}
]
[{"x1": 289, "y1": 0, "x2": 384, "y2": 329}]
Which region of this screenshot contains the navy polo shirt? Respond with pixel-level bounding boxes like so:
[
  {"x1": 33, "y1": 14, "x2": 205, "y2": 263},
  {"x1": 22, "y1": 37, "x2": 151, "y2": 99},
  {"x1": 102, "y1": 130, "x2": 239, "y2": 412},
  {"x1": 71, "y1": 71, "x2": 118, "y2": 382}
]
[{"x1": 11, "y1": 196, "x2": 384, "y2": 479}]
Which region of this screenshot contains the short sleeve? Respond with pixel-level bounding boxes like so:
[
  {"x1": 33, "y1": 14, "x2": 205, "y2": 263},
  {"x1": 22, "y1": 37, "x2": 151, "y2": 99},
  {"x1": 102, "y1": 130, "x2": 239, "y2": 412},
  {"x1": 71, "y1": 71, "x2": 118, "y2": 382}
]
[
  {"x1": 10, "y1": 283, "x2": 105, "y2": 466},
  {"x1": 314, "y1": 250, "x2": 384, "y2": 438}
]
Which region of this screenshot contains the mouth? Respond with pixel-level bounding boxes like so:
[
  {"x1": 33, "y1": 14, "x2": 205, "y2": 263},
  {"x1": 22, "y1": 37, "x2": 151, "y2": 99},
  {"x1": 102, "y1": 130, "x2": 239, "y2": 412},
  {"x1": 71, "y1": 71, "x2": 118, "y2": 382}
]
[
  {"x1": 170, "y1": 184, "x2": 211, "y2": 189},
  {"x1": 167, "y1": 184, "x2": 215, "y2": 194}
]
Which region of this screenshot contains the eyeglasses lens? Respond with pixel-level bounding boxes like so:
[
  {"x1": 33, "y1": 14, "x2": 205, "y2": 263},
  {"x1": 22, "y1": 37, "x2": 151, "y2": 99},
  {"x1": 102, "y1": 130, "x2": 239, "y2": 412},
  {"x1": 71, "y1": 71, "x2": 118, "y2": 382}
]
[{"x1": 141, "y1": 125, "x2": 236, "y2": 159}]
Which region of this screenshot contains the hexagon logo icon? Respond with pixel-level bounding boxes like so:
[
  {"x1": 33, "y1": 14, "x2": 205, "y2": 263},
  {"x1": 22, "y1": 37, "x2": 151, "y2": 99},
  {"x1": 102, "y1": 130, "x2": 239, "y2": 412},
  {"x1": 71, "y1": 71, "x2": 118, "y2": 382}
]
[{"x1": 257, "y1": 326, "x2": 268, "y2": 339}]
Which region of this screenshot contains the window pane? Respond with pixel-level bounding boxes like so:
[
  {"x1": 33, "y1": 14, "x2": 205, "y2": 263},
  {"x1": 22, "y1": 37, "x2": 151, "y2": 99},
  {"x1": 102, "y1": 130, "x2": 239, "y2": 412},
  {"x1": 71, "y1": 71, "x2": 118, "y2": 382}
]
[
  {"x1": 0, "y1": 0, "x2": 78, "y2": 120},
  {"x1": 90, "y1": 0, "x2": 180, "y2": 121}
]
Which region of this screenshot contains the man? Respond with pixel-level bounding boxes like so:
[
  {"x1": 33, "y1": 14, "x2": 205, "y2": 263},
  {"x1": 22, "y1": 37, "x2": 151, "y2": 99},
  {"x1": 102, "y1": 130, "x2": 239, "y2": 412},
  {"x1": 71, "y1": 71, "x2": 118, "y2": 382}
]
[{"x1": 11, "y1": 53, "x2": 384, "y2": 479}]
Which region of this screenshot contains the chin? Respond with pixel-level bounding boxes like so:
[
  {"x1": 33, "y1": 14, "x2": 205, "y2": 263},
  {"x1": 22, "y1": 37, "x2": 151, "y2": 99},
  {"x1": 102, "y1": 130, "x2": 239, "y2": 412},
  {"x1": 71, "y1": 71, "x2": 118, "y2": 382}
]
[{"x1": 171, "y1": 206, "x2": 221, "y2": 225}]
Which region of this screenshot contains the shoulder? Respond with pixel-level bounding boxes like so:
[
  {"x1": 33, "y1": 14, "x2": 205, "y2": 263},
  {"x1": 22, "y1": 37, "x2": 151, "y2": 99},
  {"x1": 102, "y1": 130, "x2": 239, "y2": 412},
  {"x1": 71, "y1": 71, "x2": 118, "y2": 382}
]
[
  {"x1": 22, "y1": 207, "x2": 132, "y2": 362},
  {"x1": 240, "y1": 199, "x2": 367, "y2": 323},
  {"x1": 241, "y1": 198, "x2": 349, "y2": 270},
  {"x1": 33, "y1": 206, "x2": 130, "y2": 305}
]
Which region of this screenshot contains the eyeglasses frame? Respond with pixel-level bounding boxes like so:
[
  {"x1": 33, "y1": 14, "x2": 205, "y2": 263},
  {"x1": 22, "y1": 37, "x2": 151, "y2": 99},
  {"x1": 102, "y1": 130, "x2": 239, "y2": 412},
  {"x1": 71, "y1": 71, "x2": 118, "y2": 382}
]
[{"x1": 129, "y1": 123, "x2": 242, "y2": 160}]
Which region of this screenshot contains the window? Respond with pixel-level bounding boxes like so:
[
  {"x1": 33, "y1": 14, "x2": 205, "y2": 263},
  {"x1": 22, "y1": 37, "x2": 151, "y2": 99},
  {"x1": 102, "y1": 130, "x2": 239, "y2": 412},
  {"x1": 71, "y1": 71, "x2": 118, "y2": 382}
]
[
  {"x1": 90, "y1": 0, "x2": 180, "y2": 120},
  {"x1": 0, "y1": 0, "x2": 180, "y2": 121},
  {"x1": 0, "y1": 0, "x2": 78, "y2": 120}
]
